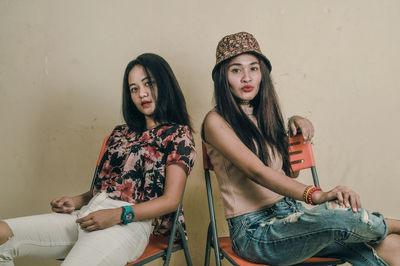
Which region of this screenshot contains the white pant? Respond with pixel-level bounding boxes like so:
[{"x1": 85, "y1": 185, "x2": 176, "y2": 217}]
[{"x1": 0, "y1": 192, "x2": 152, "y2": 266}]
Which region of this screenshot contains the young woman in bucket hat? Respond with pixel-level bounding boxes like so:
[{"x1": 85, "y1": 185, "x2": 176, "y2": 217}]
[
  {"x1": 202, "y1": 32, "x2": 400, "y2": 265},
  {"x1": 0, "y1": 53, "x2": 196, "y2": 266}
]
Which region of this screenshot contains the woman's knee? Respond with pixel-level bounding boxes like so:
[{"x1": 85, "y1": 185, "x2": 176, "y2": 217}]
[
  {"x1": 321, "y1": 203, "x2": 387, "y2": 242},
  {"x1": 371, "y1": 234, "x2": 400, "y2": 266},
  {"x1": 0, "y1": 221, "x2": 13, "y2": 245},
  {"x1": 324, "y1": 202, "x2": 382, "y2": 225}
]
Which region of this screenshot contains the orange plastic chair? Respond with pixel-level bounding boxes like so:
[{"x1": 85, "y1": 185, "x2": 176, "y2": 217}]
[
  {"x1": 60, "y1": 136, "x2": 192, "y2": 266},
  {"x1": 202, "y1": 134, "x2": 345, "y2": 266}
]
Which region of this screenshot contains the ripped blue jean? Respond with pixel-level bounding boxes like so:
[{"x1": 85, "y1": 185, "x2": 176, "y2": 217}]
[{"x1": 228, "y1": 197, "x2": 388, "y2": 266}]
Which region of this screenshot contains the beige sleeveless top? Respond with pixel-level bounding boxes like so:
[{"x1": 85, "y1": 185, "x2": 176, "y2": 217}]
[{"x1": 204, "y1": 105, "x2": 284, "y2": 219}]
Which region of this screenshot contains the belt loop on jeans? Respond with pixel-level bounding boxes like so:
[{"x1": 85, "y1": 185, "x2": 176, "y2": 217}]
[
  {"x1": 227, "y1": 217, "x2": 237, "y2": 230},
  {"x1": 227, "y1": 218, "x2": 232, "y2": 227},
  {"x1": 228, "y1": 215, "x2": 244, "y2": 228}
]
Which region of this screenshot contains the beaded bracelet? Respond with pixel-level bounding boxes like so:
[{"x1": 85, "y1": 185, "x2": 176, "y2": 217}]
[
  {"x1": 305, "y1": 186, "x2": 316, "y2": 202},
  {"x1": 303, "y1": 185, "x2": 314, "y2": 203},
  {"x1": 307, "y1": 187, "x2": 322, "y2": 205}
]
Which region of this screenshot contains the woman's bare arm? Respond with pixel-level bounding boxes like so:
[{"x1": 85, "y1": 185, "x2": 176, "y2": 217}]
[
  {"x1": 203, "y1": 111, "x2": 361, "y2": 212},
  {"x1": 76, "y1": 163, "x2": 187, "y2": 232},
  {"x1": 50, "y1": 190, "x2": 93, "y2": 213}
]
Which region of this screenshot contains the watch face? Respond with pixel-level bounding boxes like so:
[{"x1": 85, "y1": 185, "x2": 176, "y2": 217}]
[
  {"x1": 126, "y1": 212, "x2": 133, "y2": 220},
  {"x1": 122, "y1": 206, "x2": 134, "y2": 224}
]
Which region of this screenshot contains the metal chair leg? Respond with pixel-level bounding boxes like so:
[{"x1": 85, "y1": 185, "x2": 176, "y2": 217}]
[
  {"x1": 177, "y1": 225, "x2": 193, "y2": 266},
  {"x1": 204, "y1": 223, "x2": 212, "y2": 266},
  {"x1": 163, "y1": 179, "x2": 189, "y2": 266},
  {"x1": 205, "y1": 170, "x2": 221, "y2": 266}
]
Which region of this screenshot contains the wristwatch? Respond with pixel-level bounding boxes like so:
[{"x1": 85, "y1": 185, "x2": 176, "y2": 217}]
[{"x1": 121, "y1": 206, "x2": 135, "y2": 224}]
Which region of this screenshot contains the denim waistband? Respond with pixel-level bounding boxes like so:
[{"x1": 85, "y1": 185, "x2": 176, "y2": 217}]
[{"x1": 228, "y1": 197, "x2": 298, "y2": 227}]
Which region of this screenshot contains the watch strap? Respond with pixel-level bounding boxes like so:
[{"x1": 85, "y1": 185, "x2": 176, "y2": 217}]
[{"x1": 121, "y1": 205, "x2": 135, "y2": 224}]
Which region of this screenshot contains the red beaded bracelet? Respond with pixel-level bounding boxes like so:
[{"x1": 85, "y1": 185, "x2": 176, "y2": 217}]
[
  {"x1": 307, "y1": 187, "x2": 322, "y2": 205},
  {"x1": 303, "y1": 185, "x2": 314, "y2": 203}
]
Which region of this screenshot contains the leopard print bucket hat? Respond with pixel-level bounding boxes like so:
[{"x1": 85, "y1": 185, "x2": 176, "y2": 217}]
[{"x1": 212, "y1": 32, "x2": 272, "y2": 78}]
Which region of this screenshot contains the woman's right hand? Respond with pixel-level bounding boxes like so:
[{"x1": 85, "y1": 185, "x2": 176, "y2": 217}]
[
  {"x1": 50, "y1": 197, "x2": 76, "y2": 213},
  {"x1": 312, "y1": 186, "x2": 361, "y2": 213}
]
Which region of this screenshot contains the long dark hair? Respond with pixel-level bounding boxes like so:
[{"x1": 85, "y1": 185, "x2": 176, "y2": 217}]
[
  {"x1": 209, "y1": 53, "x2": 291, "y2": 175},
  {"x1": 122, "y1": 53, "x2": 193, "y2": 133}
]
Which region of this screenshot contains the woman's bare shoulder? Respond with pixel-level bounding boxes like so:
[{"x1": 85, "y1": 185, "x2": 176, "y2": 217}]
[
  {"x1": 204, "y1": 109, "x2": 222, "y2": 124},
  {"x1": 203, "y1": 109, "x2": 239, "y2": 148}
]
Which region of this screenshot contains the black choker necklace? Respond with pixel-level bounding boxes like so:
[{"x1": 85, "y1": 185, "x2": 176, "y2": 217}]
[{"x1": 238, "y1": 99, "x2": 251, "y2": 105}]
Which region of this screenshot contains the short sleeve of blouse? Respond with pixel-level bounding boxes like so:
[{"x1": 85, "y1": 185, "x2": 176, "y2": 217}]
[{"x1": 163, "y1": 125, "x2": 196, "y2": 175}]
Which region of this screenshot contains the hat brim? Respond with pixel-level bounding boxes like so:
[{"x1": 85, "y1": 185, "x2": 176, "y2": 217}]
[{"x1": 212, "y1": 52, "x2": 272, "y2": 80}]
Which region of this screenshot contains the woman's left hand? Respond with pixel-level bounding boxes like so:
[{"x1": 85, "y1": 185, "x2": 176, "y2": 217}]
[
  {"x1": 76, "y1": 208, "x2": 123, "y2": 232},
  {"x1": 312, "y1": 185, "x2": 362, "y2": 213},
  {"x1": 288, "y1": 115, "x2": 314, "y2": 141}
]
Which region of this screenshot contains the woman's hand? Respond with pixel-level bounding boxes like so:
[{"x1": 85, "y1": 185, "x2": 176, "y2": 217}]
[
  {"x1": 312, "y1": 186, "x2": 362, "y2": 213},
  {"x1": 50, "y1": 197, "x2": 76, "y2": 213},
  {"x1": 76, "y1": 208, "x2": 123, "y2": 232},
  {"x1": 288, "y1": 115, "x2": 314, "y2": 141},
  {"x1": 50, "y1": 191, "x2": 93, "y2": 213}
]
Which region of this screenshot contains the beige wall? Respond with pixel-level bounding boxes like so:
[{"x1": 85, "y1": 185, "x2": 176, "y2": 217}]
[{"x1": 1, "y1": 1, "x2": 399, "y2": 265}]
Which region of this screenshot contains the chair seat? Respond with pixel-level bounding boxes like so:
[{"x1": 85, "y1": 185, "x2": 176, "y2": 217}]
[
  {"x1": 218, "y1": 237, "x2": 343, "y2": 266},
  {"x1": 126, "y1": 234, "x2": 180, "y2": 265}
]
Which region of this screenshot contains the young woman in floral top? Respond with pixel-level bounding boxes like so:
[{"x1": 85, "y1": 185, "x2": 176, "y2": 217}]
[{"x1": 0, "y1": 53, "x2": 196, "y2": 266}]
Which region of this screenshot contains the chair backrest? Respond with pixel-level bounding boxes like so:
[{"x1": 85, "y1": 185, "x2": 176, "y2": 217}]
[
  {"x1": 288, "y1": 134, "x2": 316, "y2": 172},
  {"x1": 288, "y1": 134, "x2": 320, "y2": 187},
  {"x1": 96, "y1": 135, "x2": 110, "y2": 166},
  {"x1": 90, "y1": 135, "x2": 110, "y2": 190},
  {"x1": 202, "y1": 141, "x2": 214, "y2": 171}
]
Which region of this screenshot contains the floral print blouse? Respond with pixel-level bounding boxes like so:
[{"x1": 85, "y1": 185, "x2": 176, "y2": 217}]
[{"x1": 93, "y1": 123, "x2": 196, "y2": 237}]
